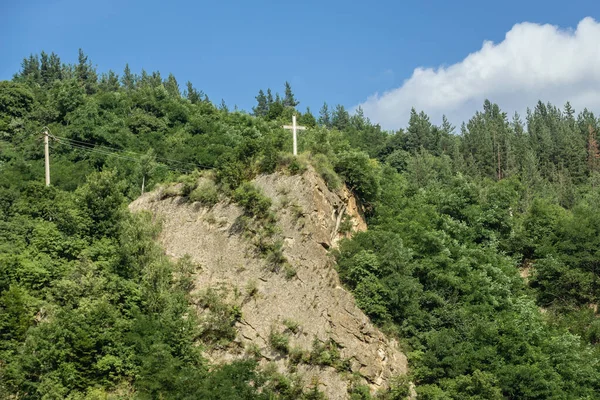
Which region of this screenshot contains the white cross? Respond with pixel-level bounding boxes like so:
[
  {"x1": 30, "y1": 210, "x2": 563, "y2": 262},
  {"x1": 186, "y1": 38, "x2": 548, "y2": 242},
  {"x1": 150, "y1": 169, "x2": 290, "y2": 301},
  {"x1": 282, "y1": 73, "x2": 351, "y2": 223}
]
[{"x1": 283, "y1": 115, "x2": 306, "y2": 156}]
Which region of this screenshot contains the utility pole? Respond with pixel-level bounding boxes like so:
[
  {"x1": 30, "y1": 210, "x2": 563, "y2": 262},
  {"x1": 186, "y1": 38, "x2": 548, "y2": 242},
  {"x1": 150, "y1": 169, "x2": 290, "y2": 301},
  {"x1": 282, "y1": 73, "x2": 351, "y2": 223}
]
[
  {"x1": 283, "y1": 115, "x2": 306, "y2": 156},
  {"x1": 44, "y1": 128, "x2": 50, "y2": 186}
]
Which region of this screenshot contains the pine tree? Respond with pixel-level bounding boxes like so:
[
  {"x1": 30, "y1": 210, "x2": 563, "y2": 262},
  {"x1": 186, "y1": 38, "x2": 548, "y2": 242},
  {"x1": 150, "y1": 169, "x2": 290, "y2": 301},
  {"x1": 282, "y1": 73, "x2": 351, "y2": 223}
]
[
  {"x1": 219, "y1": 99, "x2": 229, "y2": 113},
  {"x1": 283, "y1": 81, "x2": 299, "y2": 108},
  {"x1": 75, "y1": 48, "x2": 98, "y2": 94},
  {"x1": 164, "y1": 73, "x2": 180, "y2": 97},
  {"x1": 40, "y1": 51, "x2": 50, "y2": 85},
  {"x1": 17, "y1": 54, "x2": 41, "y2": 83},
  {"x1": 266, "y1": 88, "x2": 274, "y2": 107},
  {"x1": 267, "y1": 95, "x2": 284, "y2": 120},
  {"x1": 351, "y1": 106, "x2": 366, "y2": 130},
  {"x1": 332, "y1": 105, "x2": 349, "y2": 130},
  {"x1": 441, "y1": 115, "x2": 455, "y2": 135},
  {"x1": 405, "y1": 108, "x2": 433, "y2": 152},
  {"x1": 252, "y1": 89, "x2": 268, "y2": 117},
  {"x1": 149, "y1": 71, "x2": 162, "y2": 88},
  {"x1": 121, "y1": 64, "x2": 135, "y2": 90},
  {"x1": 564, "y1": 101, "x2": 575, "y2": 125},
  {"x1": 39, "y1": 51, "x2": 63, "y2": 85},
  {"x1": 99, "y1": 70, "x2": 120, "y2": 92},
  {"x1": 185, "y1": 81, "x2": 203, "y2": 104},
  {"x1": 318, "y1": 102, "x2": 331, "y2": 127},
  {"x1": 299, "y1": 107, "x2": 316, "y2": 127}
]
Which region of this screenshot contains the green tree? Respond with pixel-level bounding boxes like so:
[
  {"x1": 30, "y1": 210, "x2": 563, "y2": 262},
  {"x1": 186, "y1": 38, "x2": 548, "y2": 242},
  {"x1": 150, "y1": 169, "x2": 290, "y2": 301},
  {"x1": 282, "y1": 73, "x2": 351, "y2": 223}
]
[
  {"x1": 299, "y1": 106, "x2": 316, "y2": 127},
  {"x1": 253, "y1": 89, "x2": 269, "y2": 117},
  {"x1": 331, "y1": 104, "x2": 349, "y2": 130},
  {"x1": 318, "y1": 102, "x2": 331, "y2": 128},
  {"x1": 75, "y1": 48, "x2": 98, "y2": 94},
  {"x1": 121, "y1": 63, "x2": 136, "y2": 90},
  {"x1": 283, "y1": 81, "x2": 299, "y2": 108},
  {"x1": 164, "y1": 73, "x2": 180, "y2": 97},
  {"x1": 334, "y1": 150, "x2": 380, "y2": 202}
]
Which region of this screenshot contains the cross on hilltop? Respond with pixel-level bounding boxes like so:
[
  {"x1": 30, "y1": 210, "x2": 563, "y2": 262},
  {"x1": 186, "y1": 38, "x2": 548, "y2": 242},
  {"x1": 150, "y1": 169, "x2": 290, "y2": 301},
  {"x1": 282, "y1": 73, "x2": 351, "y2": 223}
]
[{"x1": 283, "y1": 115, "x2": 306, "y2": 156}]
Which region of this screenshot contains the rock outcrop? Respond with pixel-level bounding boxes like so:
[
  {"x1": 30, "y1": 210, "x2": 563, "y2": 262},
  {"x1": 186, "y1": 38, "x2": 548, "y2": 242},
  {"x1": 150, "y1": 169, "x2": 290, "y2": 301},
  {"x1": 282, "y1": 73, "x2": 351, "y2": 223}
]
[{"x1": 129, "y1": 167, "x2": 407, "y2": 399}]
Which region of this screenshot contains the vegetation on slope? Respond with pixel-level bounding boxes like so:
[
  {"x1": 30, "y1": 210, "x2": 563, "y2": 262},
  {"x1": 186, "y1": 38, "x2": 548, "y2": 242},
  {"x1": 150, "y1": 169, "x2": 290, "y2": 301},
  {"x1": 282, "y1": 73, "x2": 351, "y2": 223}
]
[{"x1": 1, "y1": 49, "x2": 600, "y2": 398}]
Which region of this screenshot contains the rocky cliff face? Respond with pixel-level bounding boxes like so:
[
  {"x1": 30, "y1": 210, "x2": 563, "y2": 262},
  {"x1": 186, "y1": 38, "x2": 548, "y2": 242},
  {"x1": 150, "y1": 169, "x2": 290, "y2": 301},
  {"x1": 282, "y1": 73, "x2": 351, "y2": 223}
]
[{"x1": 129, "y1": 168, "x2": 407, "y2": 399}]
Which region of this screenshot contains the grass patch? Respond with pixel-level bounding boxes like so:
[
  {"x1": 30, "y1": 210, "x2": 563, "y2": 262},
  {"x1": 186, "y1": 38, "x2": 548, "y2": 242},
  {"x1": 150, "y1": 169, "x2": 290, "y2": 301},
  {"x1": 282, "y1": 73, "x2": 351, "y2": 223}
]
[
  {"x1": 283, "y1": 319, "x2": 300, "y2": 334},
  {"x1": 245, "y1": 343, "x2": 262, "y2": 359},
  {"x1": 283, "y1": 264, "x2": 297, "y2": 280},
  {"x1": 245, "y1": 279, "x2": 258, "y2": 298}
]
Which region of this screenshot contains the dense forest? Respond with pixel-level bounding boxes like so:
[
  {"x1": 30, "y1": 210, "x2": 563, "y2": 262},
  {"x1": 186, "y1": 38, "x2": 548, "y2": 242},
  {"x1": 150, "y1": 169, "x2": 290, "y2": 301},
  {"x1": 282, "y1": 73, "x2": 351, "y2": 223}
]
[{"x1": 1, "y1": 50, "x2": 599, "y2": 399}]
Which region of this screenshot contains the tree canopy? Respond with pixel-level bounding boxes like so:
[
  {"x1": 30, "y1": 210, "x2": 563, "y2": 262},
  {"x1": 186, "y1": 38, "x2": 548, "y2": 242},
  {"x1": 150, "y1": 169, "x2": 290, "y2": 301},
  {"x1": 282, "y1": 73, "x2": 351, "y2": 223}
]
[{"x1": 1, "y1": 50, "x2": 600, "y2": 399}]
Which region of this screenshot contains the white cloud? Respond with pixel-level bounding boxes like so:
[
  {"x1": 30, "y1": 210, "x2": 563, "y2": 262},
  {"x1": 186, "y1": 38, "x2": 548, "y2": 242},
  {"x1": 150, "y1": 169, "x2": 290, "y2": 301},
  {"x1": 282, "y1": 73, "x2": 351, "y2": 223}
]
[{"x1": 356, "y1": 17, "x2": 600, "y2": 130}]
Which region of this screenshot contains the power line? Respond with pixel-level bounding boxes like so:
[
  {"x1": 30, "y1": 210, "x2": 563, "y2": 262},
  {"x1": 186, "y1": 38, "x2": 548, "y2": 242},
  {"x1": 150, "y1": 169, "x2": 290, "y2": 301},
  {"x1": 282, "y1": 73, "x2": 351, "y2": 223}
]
[
  {"x1": 50, "y1": 140, "x2": 198, "y2": 174},
  {"x1": 51, "y1": 134, "x2": 213, "y2": 169},
  {"x1": 49, "y1": 134, "x2": 214, "y2": 172}
]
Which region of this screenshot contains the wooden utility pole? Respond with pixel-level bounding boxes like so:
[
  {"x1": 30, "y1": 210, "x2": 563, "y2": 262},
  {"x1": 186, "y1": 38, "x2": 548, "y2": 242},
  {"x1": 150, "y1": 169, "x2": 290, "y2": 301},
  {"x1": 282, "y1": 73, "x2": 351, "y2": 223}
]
[
  {"x1": 283, "y1": 115, "x2": 306, "y2": 156},
  {"x1": 44, "y1": 128, "x2": 50, "y2": 186}
]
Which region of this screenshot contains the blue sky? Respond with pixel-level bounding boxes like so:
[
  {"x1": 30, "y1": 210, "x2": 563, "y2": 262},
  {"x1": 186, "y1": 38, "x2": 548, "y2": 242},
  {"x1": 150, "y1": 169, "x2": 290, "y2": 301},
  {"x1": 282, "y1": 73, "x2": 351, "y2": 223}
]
[{"x1": 1, "y1": 0, "x2": 599, "y2": 128}]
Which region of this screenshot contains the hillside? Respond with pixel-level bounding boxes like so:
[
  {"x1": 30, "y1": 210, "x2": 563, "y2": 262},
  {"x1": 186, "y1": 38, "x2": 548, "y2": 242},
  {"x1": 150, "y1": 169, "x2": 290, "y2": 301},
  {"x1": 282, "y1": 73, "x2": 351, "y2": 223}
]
[
  {"x1": 130, "y1": 167, "x2": 407, "y2": 399},
  {"x1": 1, "y1": 50, "x2": 600, "y2": 399}
]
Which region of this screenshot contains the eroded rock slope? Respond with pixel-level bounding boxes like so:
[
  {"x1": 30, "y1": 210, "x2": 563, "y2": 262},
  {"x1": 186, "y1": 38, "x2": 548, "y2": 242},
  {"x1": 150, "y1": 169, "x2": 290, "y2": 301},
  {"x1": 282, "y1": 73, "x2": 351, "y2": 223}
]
[{"x1": 129, "y1": 167, "x2": 407, "y2": 399}]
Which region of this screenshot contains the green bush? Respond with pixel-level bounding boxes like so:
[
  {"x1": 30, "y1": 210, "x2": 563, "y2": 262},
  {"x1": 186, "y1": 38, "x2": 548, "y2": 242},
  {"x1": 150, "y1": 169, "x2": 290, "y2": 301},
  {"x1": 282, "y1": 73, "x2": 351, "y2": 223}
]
[
  {"x1": 159, "y1": 184, "x2": 181, "y2": 199},
  {"x1": 233, "y1": 182, "x2": 272, "y2": 219},
  {"x1": 308, "y1": 338, "x2": 350, "y2": 372},
  {"x1": 311, "y1": 154, "x2": 341, "y2": 190},
  {"x1": 289, "y1": 346, "x2": 306, "y2": 365},
  {"x1": 177, "y1": 172, "x2": 200, "y2": 197},
  {"x1": 197, "y1": 289, "x2": 241, "y2": 345},
  {"x1": 277, "y1": 152, "x2": 308, "y2": 175},
  {"x1": 338, "y1": 213, "x2": 353, "y2": 234},
  {"x1": 189, "y1": 179, "x2": 219, "y2": 206},
  {"x1": 269, "y1": 330, "x2": 290, "y2": 354},
  {"x1": 283, "y1": 263, "x2": 297, "y2": 280},
  {"x1": 334, "y1": 151, "x2": 380, "y2": 202}
]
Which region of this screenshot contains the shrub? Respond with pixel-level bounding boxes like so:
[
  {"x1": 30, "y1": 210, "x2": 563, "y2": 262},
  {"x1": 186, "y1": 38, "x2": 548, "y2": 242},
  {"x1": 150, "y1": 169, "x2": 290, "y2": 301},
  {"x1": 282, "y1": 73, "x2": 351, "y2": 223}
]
[
  {"x1": 233, "y1": 182, "x2": 272, "y2": 219},
  {"x1": 197, "y1": 289, "x2": 241, "y2": 345},
  {"x1": 265, "y1": 240, "x2": 286, "y2": 270},
  {"x1": 245, "y1": 279, "x2": 258, "y2": 298},
  {"x1": 283, "y1": 319, "x2": 300, "y2": 334},
  {"x1": 177, "y1": 172, "x2": 201, "y2": 197},
  {"x1": 380, "y1": 375, "x2": 412, "y2": 400},
  {"x1": 348, "y1": 383, "x2": 372, "y2": 400},
  {"x1": 278, "y1": 152, "x2": 309, "y2": 175},
  {"x1": 290, "y1": 202, "x2": 304, "y2": 221},
  {"x1": 159, "y1": 184, "x2": 181, "y2": 199},
  {"x1": 288, "y1": 156, "x2": 308, "y2": 175},
  {"x1": 309, "y1": 338, "x2": 350, "y2": 372},
  {"x1": 311, "y1": 154, "x2": 341, "y2": 190},
  {"x1": 334, "y1": 151, "x2": 380, "y2": 202},
  {"x1": 338, "y1": 213, "x2": 353, "y2": 234},
  {"x1": 283, "y1": 264, "x2": 297, "y2": 280},
  {"x1": 289, "y1": 347, "x2": 306, "y2": 365},
  {"x1": 245, "y1": 343, "x2": 262, "y2": 359},
  {"x1": 189, "y1": 179, "x2": 219, "y2": 206},
  {"x1": 269, "y1": 330, "x2": 290, "y2": 354}
]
